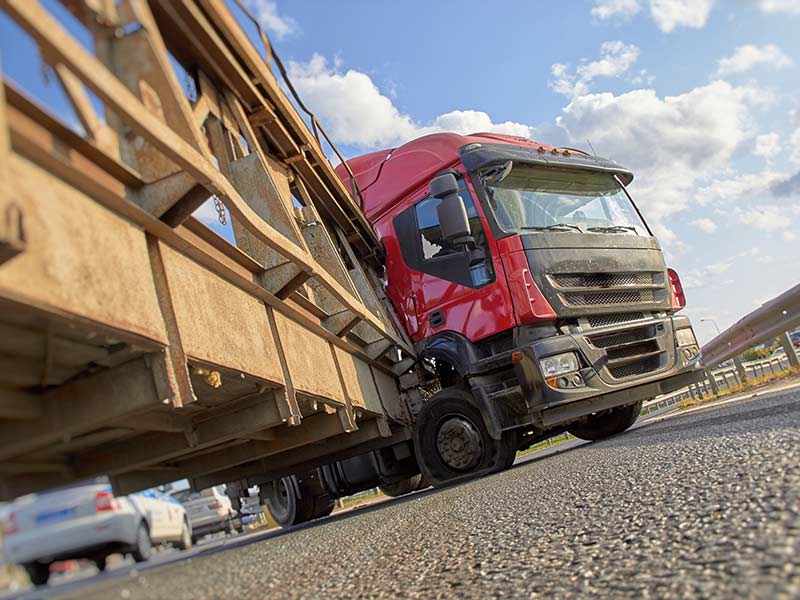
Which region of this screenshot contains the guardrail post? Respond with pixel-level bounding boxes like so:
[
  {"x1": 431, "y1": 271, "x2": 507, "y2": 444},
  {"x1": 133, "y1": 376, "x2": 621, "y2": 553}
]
[
  {"x1": 779, "y1": 332, "x2": 800, "y2": 370},
  {"x1": 705, "y1": 370, "x2": 719, "y2": 395},
  {"x1": 734, "y1": 356, "x2": 748, "y2": 385}
]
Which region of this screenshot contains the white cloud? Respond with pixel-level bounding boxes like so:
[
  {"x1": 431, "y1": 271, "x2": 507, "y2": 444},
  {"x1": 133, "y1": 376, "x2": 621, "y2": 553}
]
[
  {"x1": 591, "y1": 0, "x2": 642, "y2": 19},
  {"x1": 695, "y1": 171, "x2": 784, "y2": 205},
  {"x1": 245, "y1": 0, "x2": 296, "y2": 39},
  {"x1": 754, "y1": 132, "x2": 780, "y2": 160},
  {"x1": 784, "y1": 231, "x2": 798, "y2": 241},
  {"x1": 691, "y1": 218, "x2": 718, "y2": 233},
  {"x1": 716, "y1": 44, "x2": 792, "y2": 76},
  {"x1": 550, "y1": 41, "x2": 640, "y2": 97},
  {"x1": 736, "y1": 204, "x2": 791, "y2": 231},
  {"x1": 754, "y1": 0, "x2": 800, "y2": 15},
  {"x1": 649, "y1": 0, "x2": 715, "y2": 32},
  {"x1": 286, "y1": 54, "x2": 533, "y2": 148},
  {"x1": 555, "y1": 81, "x2": 758, "y2": 224},
  {"x1": 791, "y1": 127, "x2": 800, "y2": 164}
]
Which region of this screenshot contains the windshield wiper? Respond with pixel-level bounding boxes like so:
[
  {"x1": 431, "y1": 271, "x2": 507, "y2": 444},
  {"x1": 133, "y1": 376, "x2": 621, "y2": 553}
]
[
  {"x1": 520, "y1": 223, "x2": 583, "y2": 233},
  {"x1": 586, "y1": 225, "x2": 638, "y2": 234}
]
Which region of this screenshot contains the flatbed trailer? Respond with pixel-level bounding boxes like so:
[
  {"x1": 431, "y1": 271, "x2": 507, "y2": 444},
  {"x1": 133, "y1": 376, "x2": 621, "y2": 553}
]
[{"x1": 0, "y1": 0, "x2": 417, "y2": 500}]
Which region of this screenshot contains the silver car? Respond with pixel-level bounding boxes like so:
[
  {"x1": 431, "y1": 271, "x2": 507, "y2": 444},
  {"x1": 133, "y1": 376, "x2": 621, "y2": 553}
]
[
  {"x1": 172, "y1": 486, "x2": 240, "y2": 543},
  {"x1": 3, "y1": 481, "x2": 191, "y2": 586}
]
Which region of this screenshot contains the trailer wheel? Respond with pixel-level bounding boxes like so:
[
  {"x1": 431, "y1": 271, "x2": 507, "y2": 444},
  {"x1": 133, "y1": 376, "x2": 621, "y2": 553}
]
[
  {"x1": 413, "y1": 387, "x2": 517, "y2": 487},
  {"x1": 567, "y1": 400, "x2": 643, "y2": 441},
  {"x1": 379, "y1": 474, "x2": 423, "y2": 497},
  {"x1": 264, "y1": 474, "x2": 334, "y2": 527}
]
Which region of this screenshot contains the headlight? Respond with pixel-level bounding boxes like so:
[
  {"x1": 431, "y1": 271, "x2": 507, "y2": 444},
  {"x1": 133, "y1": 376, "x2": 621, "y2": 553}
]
[
  {"x1": 675, "y1": 328, "x2": 697, "y2": 347},
  {"x1": 539, "y1": 352, "x2": 579, "y2": 377}
]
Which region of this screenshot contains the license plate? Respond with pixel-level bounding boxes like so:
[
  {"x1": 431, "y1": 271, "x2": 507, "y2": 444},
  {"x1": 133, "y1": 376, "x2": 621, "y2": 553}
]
[{"x1": 36, "y1": 507, "x2": 76, "y2": 525}]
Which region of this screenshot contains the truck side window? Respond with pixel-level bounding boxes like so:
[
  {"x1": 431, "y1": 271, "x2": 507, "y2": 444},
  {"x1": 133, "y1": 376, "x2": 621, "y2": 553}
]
[{"x1": 393, "y1": 179, "x2": 494, "y2": 288}]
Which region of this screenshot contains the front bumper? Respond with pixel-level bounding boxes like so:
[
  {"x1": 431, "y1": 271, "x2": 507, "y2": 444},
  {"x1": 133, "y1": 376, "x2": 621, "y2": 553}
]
[{"x1": 473, "y1": 315, "x2": 703, "y2": 436}]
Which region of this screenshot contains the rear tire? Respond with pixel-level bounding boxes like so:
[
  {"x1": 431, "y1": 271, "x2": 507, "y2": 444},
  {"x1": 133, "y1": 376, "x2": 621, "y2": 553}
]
[
  {"x1": 131, "y1": 522, "x2": 153, "y2": 563},
  {"x1": 264, "y1": 473, "x2": 334, "y2": 527},
  {"x1": 379, "y1": 474, "x2": 423, "y2": 498},
  {"x1": 567, "y1": 400, "x2": 643, "y2": 441},
  {"x1": 413, "y1": 387, "x2": 518, "y2": 487},
  {"x1": 24, "y1": 562, "x2": 50, "y2": 586},
  {"x1": 95, "y1": 556, "x2": 107, "y2": 572}
]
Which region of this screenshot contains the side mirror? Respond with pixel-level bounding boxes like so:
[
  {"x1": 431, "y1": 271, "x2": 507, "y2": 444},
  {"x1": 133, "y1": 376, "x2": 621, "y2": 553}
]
[{"x1": 430, "y1": 173, "x2": 470, "y2": 242}]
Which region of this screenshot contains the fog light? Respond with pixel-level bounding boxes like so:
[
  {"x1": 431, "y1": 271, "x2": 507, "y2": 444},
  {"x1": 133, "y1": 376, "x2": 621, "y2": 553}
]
[{"x1": 539, "y1": 352, "x2": 579, "y2": 377}]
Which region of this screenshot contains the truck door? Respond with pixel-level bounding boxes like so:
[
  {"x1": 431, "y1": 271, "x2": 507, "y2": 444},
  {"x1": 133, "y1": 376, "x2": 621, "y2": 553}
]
[{"x1": 392, "y1": 173, "x2": 515, "y2": 342}]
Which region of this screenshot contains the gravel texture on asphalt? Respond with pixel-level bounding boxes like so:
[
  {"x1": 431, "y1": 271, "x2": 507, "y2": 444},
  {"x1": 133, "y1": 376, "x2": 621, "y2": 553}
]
[{"x1": 62, "y1": 388, "x2": 800, "y2": 599}]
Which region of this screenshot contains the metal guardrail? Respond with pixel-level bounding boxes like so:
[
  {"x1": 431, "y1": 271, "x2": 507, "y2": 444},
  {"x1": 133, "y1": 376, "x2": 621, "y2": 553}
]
[
  {"x1": 701, "y1": 282, "x2": 800, "y2": 368},
  {"x1": 649, "y1": 355, "x2": 796, "y2": 408}
]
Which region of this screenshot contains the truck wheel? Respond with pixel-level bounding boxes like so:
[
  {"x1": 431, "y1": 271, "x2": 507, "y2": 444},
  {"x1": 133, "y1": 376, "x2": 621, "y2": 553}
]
[
  {"x1": 379, "y1": 474, "x2": 423, "y2": 497},
  {"x1": 131, "y1": 522, "x2": 153, "y2": 563},
  {"x1": 264, "y1": 475, "x2": 333, "y2": 527},
  {"x1": 413, "y1": 387, "x2": 518, "y2": 487},
  {"x1": 24, "y1": 562, "x2": 50, "y2": 586},
  {"x1": 95, "y1": 556, "x2": 107, "y2": 572},
  {"x1": 567, "y1": 400, "x2": 643, "y2": 441}
]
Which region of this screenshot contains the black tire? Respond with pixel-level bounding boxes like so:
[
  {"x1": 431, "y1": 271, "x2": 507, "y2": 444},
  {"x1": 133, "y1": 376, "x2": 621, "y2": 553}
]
[
  {"x1": 567, "y1": 400, "x2": 643, "y2": 441},
  {"x1": 379, "y1": 474, "x2": 423, "y2": 498},
  {"x1": 95, "y1": 556, "x2": 107, "y2": 572},
  {"x1": 413, "y1": 387, "x2": 518, "y2": 487},
  {"x1": 264, "y1": 474, "x2": 333, "y2": 527},
  {"x1": 24, "y1": 562, "x2": 50, "y2": 586},
  {"x1": 131, "y1": 522, "x2": 153, "y2": 563},
  {"x1": 177, "y1": 519, "x2": 193, "y2": 550}
]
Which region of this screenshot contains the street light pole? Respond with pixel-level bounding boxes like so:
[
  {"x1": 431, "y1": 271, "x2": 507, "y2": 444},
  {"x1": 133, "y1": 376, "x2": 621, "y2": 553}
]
[{"x1": 700, "y1": 318, "x2": 721, "y2": 336}]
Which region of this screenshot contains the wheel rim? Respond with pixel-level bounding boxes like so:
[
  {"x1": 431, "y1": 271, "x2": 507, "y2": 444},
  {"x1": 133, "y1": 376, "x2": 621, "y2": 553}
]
[
  {"x1": 267, "y1": 478, "x2": 293, "y2": 523},
  {"x1": 436, "y1": 415, "x2": 484, "y2": 471}
]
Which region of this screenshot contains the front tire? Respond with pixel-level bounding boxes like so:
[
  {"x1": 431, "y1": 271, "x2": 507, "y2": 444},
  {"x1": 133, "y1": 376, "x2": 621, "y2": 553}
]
[
  {"x1": 567, "y1": 400, "x2": 643, "y2": 441},
  {"x1": 413, "y1": 387, "x2": 518, "y2": 487},
  {"x1": 131, "y1": 522, "x2": 153, "y2": 563}
]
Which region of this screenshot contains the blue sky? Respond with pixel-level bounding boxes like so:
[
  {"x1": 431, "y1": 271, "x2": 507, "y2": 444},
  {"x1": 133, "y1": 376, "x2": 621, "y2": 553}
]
[{"x1": 2, "y1": 0, "x2": 799, "y2": 344}]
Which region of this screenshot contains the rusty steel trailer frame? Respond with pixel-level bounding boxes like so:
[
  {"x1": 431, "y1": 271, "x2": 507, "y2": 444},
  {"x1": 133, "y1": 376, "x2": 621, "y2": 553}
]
[{"x1": 0, "y1": 0, "x2": 416, "y2": 500}]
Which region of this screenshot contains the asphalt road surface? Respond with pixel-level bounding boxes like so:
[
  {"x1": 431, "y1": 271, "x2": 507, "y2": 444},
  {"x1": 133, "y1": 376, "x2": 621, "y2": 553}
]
[{"x1": 16, "y1": 383, "x2": 800, "y2": 599}]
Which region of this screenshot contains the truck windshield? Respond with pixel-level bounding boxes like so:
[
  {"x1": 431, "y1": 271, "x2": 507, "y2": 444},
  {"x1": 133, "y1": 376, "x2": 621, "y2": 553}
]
[{"x1": 483, "y1": 164, "x2": 648, "y2": 236}]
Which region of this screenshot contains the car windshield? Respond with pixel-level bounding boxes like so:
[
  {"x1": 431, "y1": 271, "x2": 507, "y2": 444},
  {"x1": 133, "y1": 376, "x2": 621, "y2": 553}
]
[{"x1": 483, "y1": 164, "x2": 648, "y2": 236}]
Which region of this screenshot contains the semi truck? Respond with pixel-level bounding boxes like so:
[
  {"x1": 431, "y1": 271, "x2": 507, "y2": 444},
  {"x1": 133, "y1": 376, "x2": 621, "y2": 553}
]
[{"x1": 0, "y1": 0, "x2": 702, "y2": 528}]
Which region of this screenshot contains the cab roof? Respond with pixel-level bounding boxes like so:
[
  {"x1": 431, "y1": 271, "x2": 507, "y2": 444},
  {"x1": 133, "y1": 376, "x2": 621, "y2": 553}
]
[{"x1": 335, "y1": 132, "x2": 633, "y2": 222}]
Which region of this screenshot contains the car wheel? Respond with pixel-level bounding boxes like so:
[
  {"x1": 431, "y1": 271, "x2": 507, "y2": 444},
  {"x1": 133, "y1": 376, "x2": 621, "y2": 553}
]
[
  {"x1": 177, "y1": 519, "x2": 192, "y2": 550},
  {"x1": 413, "y1": 387, "x2": 518, "y2": 487},
  {"x1": 567, "y1": 400, "x2": 643, "y2": 441},
  {"x1": 131, "y1": 522, "x2": 153, "y2": 562},
  {"x1": 24, "y1": 562, "x2": 50, "y2": 586}
]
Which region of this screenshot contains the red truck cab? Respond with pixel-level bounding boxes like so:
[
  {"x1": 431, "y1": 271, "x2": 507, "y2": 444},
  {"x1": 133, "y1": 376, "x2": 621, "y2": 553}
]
[{"x1": 337, "y1": 132, "x2": 703, "y2": 485}]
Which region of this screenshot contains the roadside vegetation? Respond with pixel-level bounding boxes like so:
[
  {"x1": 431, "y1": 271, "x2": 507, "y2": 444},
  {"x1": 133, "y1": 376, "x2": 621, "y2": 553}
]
[{"x1": 679, "y1": 367, "x2": 800, "y2": 410}]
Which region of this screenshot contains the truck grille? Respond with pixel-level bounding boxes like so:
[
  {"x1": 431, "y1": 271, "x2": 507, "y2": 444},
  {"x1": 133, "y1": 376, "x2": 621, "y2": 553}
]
[
  {"x1": 586, "y1": 313, "x2": 646, "y2": 328},
  {"x1": 608, "y1": 356, "x2": 662, "y2": 379},
  {"x1": 553, "y1": 273, "x2": 654, "y2": 288},
  {"x1": 549, "y1": 271, "x2": 666, "y2": 310},
  {"x1": 563, "y1": 290, "x2": 655, "y2": 307},
  {"x1": 587, "y1": 323, "x2": 665, "y2": 381}
]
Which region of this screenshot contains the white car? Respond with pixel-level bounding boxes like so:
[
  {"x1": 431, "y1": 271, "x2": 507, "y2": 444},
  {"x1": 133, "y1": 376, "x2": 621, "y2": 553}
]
[
  {"x1": 171, "y1": 486, "x2": 240, "y2": 543},
  {"x1": 2, "y1": 480, "x2": 191, "y2": 586}
]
